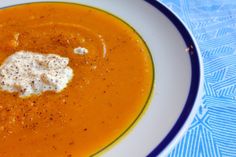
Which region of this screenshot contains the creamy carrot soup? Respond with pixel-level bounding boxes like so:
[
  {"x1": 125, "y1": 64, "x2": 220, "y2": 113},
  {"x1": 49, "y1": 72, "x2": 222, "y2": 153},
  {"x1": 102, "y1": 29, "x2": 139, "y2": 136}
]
[{"x1": 0, "y1": 3, "x2": 153, "y2": 157}]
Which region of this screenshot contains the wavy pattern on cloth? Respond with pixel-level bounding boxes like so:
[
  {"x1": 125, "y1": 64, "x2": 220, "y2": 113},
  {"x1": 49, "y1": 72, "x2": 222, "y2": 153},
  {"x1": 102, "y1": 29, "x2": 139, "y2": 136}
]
[{"x1": 159, "y1": 0, "x2": 236, "y2": 156}]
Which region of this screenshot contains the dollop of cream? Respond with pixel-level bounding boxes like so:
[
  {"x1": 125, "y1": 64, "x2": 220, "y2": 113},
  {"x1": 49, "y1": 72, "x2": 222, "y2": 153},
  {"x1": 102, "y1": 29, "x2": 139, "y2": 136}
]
[
  {"x1": 74, "y1": 47, "x2": 88, "y2": 55},
  {"x1": 0, "y1": 51, "x2": 73, "y2": 97}
]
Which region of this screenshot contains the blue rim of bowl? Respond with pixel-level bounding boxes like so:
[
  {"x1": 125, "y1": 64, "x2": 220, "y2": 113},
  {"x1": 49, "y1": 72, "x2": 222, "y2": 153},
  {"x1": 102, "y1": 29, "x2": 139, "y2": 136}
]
[
  {"x1": 0, "y1": 1, "x2": 200, "y2": 156},
  {"x1": 144, "y1": 0, "x2": 201, "y2": 156}
]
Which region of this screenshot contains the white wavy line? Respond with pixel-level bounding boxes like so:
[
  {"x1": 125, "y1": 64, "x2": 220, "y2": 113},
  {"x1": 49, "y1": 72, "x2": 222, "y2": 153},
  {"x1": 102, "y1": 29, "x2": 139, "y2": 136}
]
[{"x1": 29, "y1": 22, "x2": 107, "y2": 58}]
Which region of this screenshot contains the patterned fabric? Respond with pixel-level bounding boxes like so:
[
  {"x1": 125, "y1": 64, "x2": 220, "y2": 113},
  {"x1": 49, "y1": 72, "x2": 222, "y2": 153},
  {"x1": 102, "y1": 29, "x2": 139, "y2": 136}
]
[{"x1": 159, "y1": 0, "x2": 236, "y2": 156}]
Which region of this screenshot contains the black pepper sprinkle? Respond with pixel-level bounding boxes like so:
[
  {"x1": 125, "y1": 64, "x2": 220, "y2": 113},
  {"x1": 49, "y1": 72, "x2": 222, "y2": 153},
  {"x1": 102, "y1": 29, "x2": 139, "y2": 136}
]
[
  {"x1": 52, "y1": 146, "x2": 57, "y2": 150},
  {"x1": 69, "y1": 141, "x2": 74, "y2": 145}
]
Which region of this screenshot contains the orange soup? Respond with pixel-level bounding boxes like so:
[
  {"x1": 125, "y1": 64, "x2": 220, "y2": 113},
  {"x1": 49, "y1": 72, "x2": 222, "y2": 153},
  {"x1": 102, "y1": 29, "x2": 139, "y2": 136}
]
[{"x1": 0, "y1": 3, "x2": 153, "y2": 157}]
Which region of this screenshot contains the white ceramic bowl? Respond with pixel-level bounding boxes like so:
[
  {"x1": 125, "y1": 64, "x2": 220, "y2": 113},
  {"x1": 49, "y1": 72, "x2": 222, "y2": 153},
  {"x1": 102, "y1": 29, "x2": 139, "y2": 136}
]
[{"x1": 0, "y1": 0, "x2": 203, "y2": 156}]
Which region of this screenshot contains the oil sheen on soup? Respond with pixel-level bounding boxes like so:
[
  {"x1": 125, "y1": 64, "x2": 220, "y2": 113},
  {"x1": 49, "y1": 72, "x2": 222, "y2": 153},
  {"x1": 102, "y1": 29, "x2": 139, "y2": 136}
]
[{"x1": 0, "y1": 3, "x2": 153, "y2": 157}]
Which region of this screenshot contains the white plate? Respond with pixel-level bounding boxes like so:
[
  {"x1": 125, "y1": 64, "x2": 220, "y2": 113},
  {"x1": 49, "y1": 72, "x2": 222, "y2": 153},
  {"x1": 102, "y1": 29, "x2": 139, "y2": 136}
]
[{"x1": 0, "y1": 0, "x2": 204, "y2": 156}]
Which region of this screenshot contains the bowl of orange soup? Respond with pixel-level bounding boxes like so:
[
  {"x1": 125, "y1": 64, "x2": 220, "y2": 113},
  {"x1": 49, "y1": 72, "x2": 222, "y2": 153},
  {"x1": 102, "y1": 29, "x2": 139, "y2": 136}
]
[{"x1": 0, "y1": 0, "x2": 203, "y2": 157}]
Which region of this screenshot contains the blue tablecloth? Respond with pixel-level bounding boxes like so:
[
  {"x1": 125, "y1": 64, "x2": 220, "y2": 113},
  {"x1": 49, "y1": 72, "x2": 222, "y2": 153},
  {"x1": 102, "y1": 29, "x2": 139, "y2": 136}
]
[{"x1": 159, "y1": 0, "x2": 236, "y2": 156}]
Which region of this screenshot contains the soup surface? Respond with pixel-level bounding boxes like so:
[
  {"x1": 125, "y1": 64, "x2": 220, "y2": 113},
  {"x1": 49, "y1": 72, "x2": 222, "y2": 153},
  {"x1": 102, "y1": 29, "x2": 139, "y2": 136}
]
[{"x1": 0, "y1": 3, "x2": 153, "y2": 157}]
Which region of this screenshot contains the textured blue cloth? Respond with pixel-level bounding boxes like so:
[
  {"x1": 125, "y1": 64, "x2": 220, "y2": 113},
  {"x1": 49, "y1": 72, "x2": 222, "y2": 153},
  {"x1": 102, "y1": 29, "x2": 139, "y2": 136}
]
[{"x1": 158, "y1": 0, "x2": 236, "y2": 156}]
